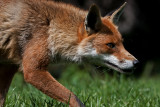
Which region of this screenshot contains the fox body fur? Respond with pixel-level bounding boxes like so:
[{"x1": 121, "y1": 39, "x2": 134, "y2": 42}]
[{"x1": 0, "y1": 0, "x2": 138, "y2": 107}]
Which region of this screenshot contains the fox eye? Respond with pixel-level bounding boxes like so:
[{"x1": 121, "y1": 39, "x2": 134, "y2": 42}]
[{"x1": 106, "y1": 43, "x2": 115, "y2": 48}]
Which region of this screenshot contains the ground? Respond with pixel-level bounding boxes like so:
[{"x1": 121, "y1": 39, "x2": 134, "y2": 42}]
[{"x1": 4, "y1": 64, "x2": 160, "y2": 107}]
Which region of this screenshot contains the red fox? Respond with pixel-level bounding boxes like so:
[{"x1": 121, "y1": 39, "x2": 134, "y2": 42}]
[{"x1": 0, "y1": 0, "x2": 139, "y2": 106}]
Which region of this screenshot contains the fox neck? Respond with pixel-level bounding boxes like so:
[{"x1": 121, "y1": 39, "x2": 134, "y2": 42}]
[
  {"x1": 44, "y1": 2, "x2": 89, "y2": 62},
  {"x1": 48, "y1": 21, "x2": 85, "y2": 63}
]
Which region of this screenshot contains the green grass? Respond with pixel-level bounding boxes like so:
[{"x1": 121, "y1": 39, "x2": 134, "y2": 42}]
[{"x1": 4, "y1": 65, "x2": 160, "y2": 107}]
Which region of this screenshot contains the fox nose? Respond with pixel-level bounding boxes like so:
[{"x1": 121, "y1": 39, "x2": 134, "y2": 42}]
[{"x1": 133, "y1": 60, "x2": 139, "y2": 66}]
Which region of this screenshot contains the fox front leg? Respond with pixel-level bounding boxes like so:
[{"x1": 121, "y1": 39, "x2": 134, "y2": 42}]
[{"x1": 22, "y1": 35, "x2": 85, "y2": 107}]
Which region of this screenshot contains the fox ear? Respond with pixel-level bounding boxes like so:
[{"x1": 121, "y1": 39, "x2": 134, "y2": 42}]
[
  {"x1": 110, "y1": 2, "x2": 127, "y2": 25},
  {"x1": 85, "y1": 4, "x2": 102, "y2": 35}
]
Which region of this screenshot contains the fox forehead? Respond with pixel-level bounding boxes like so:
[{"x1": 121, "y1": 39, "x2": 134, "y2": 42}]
[
  {"x1": 92, "y1": 18, "x2": 123, "y2": 44},
  {"x1": 100, "y1": 18, "x2": 122, "y2": 39},
  {"x1": 87, "y1": 18, "x2": 124, "y2": 54}
]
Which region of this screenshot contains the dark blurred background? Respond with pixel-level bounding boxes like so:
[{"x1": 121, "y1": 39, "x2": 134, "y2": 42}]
[{"x1": 51, "y1": 0, "x2": 160, "y2": 77}]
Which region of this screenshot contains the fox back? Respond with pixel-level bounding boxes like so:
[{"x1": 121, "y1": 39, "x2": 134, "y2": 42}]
[{"x1": 0, "y1": 0, "x2": 86, "y2": 63}]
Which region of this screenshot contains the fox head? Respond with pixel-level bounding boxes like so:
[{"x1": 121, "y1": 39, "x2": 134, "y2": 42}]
[{"x1": 77, "y1": 2, "x2": 139, "y2": 73}]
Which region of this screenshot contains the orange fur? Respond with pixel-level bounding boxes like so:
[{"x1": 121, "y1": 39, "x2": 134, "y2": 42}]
[{"x1": 0, "y1": 0, "x2": 137, "y2": 107}]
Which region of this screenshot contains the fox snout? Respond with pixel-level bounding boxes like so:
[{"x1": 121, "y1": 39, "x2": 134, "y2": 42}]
[
  {"x1": 102, "y1": 52, "x2": 139, "y2": 73},
  {"x1": 120, "y1": 58, "x2": 139, "y2": 73},
  {"x1": 133, "y1": 60, "x2": 139, "y2": 66}
]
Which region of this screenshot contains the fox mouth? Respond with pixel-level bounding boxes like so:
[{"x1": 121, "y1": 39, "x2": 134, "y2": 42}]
[{"x1": 104, "y1": 61, "x2": 133, "y2": 74}]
